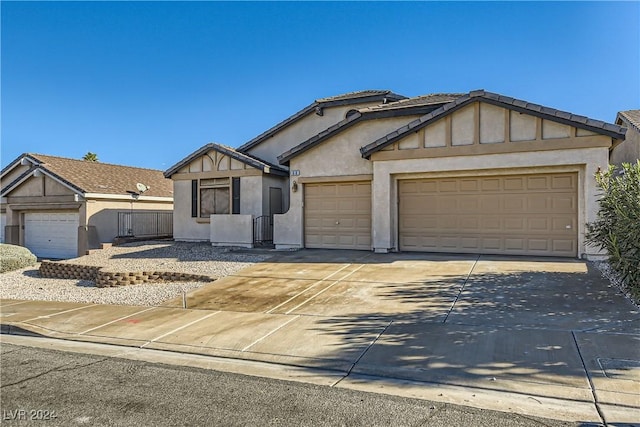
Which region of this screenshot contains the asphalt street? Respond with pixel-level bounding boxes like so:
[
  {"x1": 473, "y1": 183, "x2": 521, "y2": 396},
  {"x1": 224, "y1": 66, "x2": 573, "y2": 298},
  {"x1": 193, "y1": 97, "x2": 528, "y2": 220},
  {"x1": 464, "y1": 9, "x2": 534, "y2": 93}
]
[{"x1": 0, "y1": 343, "x2": 584, "y2": 427}]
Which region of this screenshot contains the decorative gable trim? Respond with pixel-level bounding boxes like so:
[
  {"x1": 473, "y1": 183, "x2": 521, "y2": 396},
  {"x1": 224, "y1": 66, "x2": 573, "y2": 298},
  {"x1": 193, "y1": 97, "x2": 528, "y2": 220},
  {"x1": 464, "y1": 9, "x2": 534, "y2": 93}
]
[
  {"x1": 164, "y1": 143, "x2": 288, "y2": 179},
  {"x1": 361, "y1": 90, "x2": 627, "y2": 158}
]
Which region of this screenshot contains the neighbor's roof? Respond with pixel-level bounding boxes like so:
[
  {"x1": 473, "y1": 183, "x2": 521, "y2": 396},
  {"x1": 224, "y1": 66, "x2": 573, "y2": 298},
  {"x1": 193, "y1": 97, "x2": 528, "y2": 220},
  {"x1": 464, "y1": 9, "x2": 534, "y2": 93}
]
[
  {"x1": 361, "y1": 89, "x2": 628, "y2": 158},
  {"x1": 277, "y1": 93, "x2": 462, "y2": 164},
  {"x1": 164, "y1": 143, "x2": 289, "y2": 178},
  {"x1": 1, "y1": 153, "x2": 174, "y2": 198},
  {"x1": 237, "y1": 90, "x2": 407, "y2": 153},
  {"x1": 617, "y1": 110, "x2": 640, "y2": 133}
]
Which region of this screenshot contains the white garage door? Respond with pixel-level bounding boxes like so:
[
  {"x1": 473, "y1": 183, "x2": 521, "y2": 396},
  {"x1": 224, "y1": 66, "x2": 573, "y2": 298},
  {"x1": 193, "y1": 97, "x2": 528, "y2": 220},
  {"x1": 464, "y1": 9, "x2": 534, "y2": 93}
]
[
  {"x1": 304, "y1": 181, "x2": 372, "y2": 250},
  {"x1": 24, "y1": 212, "x2": 79, "y2": 259},
  {"x1": 399, "y1": 173, "x2": 578, "y2": 257}
]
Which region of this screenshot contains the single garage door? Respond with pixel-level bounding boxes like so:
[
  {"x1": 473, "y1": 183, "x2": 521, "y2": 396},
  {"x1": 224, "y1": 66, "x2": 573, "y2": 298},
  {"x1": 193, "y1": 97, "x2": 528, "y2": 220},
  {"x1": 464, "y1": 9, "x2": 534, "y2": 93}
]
[
  {"x1": 305, "y1": 181, "x2": 371, "y2": 250},
  {"x1": 399, "y1": 173, "x2": 577, "y2": 257},
  {"x1": 24, "y1": 212, "x2": 79, "y2": 259}
]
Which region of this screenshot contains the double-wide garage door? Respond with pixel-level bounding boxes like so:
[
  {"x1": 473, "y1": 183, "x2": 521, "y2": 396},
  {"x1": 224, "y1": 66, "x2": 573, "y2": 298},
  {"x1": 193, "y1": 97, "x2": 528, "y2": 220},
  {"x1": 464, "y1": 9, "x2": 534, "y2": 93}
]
[
  {"x1": 24, "y1": 212, "x2": 79, "y2": 259},
  {"x1": 399, "y1": 173, "x2": 577, "y2": 257},
  {"x1": 304, "y1": 181, "x2": 371, "y2": 250}
]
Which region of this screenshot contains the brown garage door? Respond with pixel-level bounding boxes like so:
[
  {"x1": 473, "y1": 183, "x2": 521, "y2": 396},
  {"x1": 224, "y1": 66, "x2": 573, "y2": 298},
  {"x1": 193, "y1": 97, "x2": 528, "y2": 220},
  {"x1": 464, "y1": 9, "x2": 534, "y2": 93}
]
[
  {"x1": 305, "y1": 181, "x2": 371, "y2": 250},
  {"x1": 399, "y1": 173, "x2": 577, "y2": 256}
]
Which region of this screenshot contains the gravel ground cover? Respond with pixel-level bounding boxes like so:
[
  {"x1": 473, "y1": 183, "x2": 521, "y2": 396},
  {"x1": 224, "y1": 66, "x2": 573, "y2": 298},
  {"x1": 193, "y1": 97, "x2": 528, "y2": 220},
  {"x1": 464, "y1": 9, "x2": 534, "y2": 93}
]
[{"x1": 0, "y1": 241, "x2": 272, "y2": 306}]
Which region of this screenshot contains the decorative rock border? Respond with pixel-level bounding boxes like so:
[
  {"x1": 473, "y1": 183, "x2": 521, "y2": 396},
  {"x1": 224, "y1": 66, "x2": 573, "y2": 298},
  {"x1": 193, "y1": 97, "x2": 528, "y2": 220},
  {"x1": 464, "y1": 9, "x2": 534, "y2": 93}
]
[{"x1": 39, "y1": 261, "x2": 213, "y2": 288}]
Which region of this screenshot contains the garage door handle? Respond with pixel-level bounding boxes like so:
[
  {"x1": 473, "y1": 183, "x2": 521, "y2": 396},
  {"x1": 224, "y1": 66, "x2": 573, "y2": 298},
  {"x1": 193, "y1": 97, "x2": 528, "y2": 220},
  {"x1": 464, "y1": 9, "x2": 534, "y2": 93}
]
[{"x1": 335, "y1": 221, "x2": 340, "y2": 225}]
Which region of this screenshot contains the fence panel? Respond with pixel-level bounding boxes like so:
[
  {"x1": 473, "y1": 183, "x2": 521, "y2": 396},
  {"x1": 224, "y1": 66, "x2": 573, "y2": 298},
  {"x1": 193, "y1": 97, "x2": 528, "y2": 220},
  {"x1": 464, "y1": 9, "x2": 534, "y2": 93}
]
[{"x1": 118, "y1": 211, "x2": 173, "y2": 238}]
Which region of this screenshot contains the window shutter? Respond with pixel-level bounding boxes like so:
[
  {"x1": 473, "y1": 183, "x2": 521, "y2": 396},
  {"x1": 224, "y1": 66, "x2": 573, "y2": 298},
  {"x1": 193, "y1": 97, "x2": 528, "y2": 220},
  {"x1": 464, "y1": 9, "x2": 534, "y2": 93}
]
[
  {"x1": 191, "y1": 180, "x2": 198, "y2": 218},
  {"x1": 232, "y1": 177, "x2": 241, "y2": 214}
]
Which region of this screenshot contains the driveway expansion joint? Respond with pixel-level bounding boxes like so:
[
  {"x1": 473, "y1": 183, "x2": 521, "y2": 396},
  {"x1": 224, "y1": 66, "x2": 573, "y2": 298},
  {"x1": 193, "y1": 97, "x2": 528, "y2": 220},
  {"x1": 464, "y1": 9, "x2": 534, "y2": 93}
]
[{"x1": 571, "y1": 330, "x2": 607, "y2": 426}]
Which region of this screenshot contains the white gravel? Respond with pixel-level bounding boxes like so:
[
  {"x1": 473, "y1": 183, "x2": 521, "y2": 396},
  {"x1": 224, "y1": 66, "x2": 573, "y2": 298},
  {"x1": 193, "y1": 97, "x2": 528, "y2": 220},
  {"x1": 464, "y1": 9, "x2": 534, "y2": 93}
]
[
  {"x1": 0, "y1": 241, "x2": 272, "y2": 306},
  {"x1": 594, "y1": 260, "x2": 639, "y2": 309}
]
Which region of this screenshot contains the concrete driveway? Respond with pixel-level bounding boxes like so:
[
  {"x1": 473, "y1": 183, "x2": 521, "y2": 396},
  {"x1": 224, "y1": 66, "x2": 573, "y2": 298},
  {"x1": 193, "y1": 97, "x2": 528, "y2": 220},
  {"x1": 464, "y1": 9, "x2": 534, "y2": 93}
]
[{"x1": 2, "y1": 250, "x2": 639, "y2": 424}]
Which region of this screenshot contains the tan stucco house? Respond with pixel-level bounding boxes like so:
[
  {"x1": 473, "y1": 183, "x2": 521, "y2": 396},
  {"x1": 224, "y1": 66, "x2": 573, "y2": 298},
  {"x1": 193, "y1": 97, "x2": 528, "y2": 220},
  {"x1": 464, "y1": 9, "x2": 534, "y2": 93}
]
[
  {"x1": 612, "y1": 110, "x2": 640, "y2": 166},
  {"x1": 1, "y1": 154, "x2": 174, "y2": 259},
  {"x1": 167, "y1": 89, "x2": 628, "y2": 259}
]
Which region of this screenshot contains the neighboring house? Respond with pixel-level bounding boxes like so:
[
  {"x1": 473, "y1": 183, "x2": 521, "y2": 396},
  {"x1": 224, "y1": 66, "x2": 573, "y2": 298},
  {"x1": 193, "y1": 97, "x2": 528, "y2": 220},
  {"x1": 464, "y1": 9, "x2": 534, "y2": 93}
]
[
  {"x1": 612, "y1": 110, "x2": 640, "y2": 166},
  {"x1": 1, "y1": 154, "x2": 173, "y2": 259},
  {"x1": 167, "y1": 89, "x2": 626, "y2": 259}
]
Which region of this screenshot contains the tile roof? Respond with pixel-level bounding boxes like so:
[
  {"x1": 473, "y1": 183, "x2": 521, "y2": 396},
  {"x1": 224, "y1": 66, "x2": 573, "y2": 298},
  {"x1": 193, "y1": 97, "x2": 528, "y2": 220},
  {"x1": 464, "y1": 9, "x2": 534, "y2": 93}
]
[
  {"x1": 164, "y1": 143, "x2": 289, "y2": 178},
  {"x1": 237, "y1": 90, "x2": 407, "y2": 152},
  {"x1": 277, "y1": 94, "x2": 459, "y2": 165},
  {"x1": 1, "y1": 153, "x2": 174, "y2": 198},
  {"x1": 617, "y1": 110, "x2": 640, "y2": 132},
  {"x1": 316, "y1": 90, "x2": 405, "y2": 103},
  {"x1": 359, "y1": 93, "x2": 464, "y2": 112},
  {"x1": 360, "y1": 89, "x2": 628, "y2": 158}
]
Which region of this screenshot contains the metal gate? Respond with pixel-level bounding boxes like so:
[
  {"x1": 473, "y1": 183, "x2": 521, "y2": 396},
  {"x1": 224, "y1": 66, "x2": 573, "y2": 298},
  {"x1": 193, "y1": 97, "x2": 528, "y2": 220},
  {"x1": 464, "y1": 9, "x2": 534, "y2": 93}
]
[{"x1": 253, "y1": 215, "x2": 273, "y2": 245}]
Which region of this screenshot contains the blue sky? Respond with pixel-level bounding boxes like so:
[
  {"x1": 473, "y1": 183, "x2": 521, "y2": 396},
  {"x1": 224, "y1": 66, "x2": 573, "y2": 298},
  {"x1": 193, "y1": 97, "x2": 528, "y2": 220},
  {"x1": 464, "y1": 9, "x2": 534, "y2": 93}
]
[{"x1": 2, "y1": 1, "x2": 638, "y2": 171}]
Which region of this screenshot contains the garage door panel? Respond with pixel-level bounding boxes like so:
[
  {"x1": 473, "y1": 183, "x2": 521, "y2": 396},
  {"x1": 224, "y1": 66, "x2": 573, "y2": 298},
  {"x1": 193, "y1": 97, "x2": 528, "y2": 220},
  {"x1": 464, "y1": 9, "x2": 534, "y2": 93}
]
[
  {"x1": 24, "y1": 212, "x2": 79, "y2": 259},
  {"x1": 552, "y1": 196, "x2": 576, "y2": 211},
  {"x1": 504, "y1": 177, "x2": 525, "y2": 190},
  {"x1": 481, "y1": 178, "x2": 501, "y2": 191},
  {"x1": 505, "y1": 238, "x2": 525, "y2": 251},
  {"x1": 528, "y1": 239, "x2": 549, "y2": 251},
  {"x1": 305, "y1": 181, "x2": 371, "y2": 250},
  {"x1": 504, "y1": 218, "x2": 525, "y2": 231},
  {"x1": 399, "y1": 173, "x2": 577, "y2": 257},
  {"x1": 553, "y1": 240, "x2": 574, "y2": 252},
  {"x1": 460, "y1": 179, "x2": 479, "y2": 192},
  {"x1": 552, "y1": 175, "x2": 575, "y2": 189}
]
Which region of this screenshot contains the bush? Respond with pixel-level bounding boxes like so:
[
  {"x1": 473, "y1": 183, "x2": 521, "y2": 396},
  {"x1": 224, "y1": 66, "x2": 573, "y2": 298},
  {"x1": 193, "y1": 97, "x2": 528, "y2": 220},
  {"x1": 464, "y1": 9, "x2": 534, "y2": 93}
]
[
  {"x1": 586, "y1": 161, "x2": 640, "y2": 298},
  {"x1": 0, "y1": 244, "x2": 38, "y2": 273}
]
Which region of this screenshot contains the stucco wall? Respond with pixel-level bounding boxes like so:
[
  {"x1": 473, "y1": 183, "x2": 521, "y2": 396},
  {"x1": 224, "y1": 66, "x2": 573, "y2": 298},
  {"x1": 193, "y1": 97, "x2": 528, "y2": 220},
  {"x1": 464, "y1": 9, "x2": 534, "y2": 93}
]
[
  {"x1": 173, "y1": 174, "x2": 275, "y2": 242},
  {"x1": 611, "y1": 123, "x2": 640, "y2": 166},
  {"x1": 246, "y1": 102, "x2": 381, "y2": 165},
  {"x1": 85, "y1": 199, "x2": 173, "y2": 245},
  {"x1": 240, "y1": 175, "x2": 263, "y2": 218},
  {"x1": 274, "y1": 116, "x2": 419, "y2": 249},
  {"x1": 172, "y1": 179, "x2": 209, "y2": 241},
  {"x1": 210, "y1": 214, "x2": 253, "y2": 248}
]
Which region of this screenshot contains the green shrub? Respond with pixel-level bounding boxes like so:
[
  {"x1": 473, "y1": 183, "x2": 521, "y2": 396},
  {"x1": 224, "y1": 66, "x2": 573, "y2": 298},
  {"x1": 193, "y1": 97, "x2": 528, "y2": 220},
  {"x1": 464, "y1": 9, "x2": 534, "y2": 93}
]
[
  {"x1": 0, "y1": 244, "x2": 38, "y2": 273},
  {"x1": 586, "y1": 161, "x2": 640, "y2": 298}
]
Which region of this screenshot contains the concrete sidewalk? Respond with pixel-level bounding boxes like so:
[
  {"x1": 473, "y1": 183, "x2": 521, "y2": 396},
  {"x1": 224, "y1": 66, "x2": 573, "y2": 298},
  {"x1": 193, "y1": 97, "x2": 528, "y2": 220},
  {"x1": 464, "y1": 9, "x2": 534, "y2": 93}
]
[{"x1": 1, "y1": 298, "x2": 638, "y2": 424}]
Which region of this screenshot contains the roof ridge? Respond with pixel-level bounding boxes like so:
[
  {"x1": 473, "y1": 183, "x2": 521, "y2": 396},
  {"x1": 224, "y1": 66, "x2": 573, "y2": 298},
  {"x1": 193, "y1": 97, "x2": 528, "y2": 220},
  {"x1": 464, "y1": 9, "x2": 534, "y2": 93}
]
[
  {"x1": 28, "y1": 153, "x2": 165, "y2": 172},
  {"x1": 316, "y1": 89, "x2": 398, "y2": 102}
]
